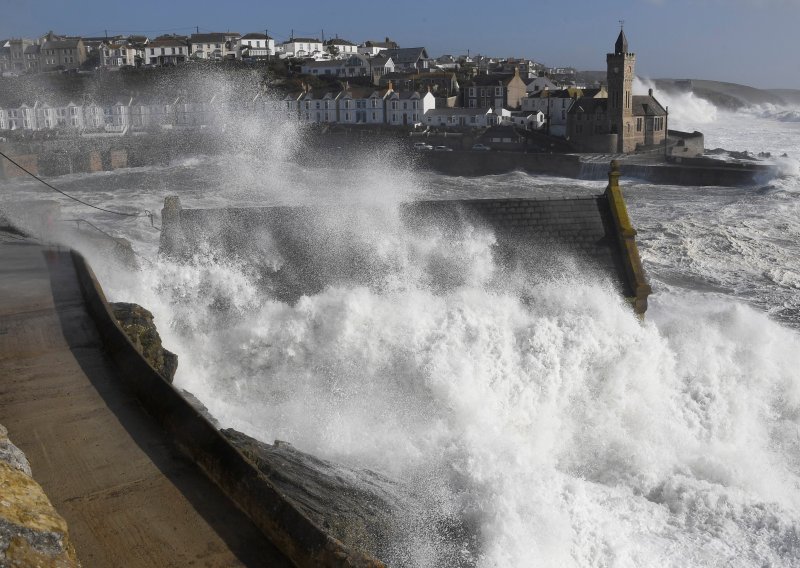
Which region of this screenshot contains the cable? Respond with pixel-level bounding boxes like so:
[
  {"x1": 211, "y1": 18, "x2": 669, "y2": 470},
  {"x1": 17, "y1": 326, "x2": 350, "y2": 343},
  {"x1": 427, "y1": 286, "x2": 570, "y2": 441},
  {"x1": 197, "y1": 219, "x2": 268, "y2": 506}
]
[{"x1": 0, "y1": 150, "x2": 142, "y2": 218}]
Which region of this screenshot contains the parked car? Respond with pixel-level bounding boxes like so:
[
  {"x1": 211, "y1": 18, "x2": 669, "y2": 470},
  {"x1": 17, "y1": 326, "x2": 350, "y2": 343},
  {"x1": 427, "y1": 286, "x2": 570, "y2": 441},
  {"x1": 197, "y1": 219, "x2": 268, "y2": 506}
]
[
  {"x1": 413, "y1": 142, "x2": 433, "y2": 151},
  {"x1": 434, "y1": 145, "x2": 453, "y2": 152},
  {"x1": 471, "y1": 143, "x2": 491, "y2": 151}
]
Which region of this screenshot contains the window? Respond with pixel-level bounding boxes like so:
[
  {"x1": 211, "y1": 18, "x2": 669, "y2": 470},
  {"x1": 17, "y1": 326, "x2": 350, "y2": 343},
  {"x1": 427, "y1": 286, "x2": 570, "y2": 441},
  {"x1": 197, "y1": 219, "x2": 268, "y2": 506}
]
[{"x1": 636, "y1": 117, "x2": 643, "y2": 132}]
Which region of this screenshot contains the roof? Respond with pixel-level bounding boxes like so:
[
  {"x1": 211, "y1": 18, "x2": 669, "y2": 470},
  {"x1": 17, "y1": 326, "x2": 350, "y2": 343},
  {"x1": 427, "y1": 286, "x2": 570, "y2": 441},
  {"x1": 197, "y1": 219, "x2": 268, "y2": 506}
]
[
  {"x1": 370, "y1": 55, "x2": 391, "y2": 66},
  {"x1": 241, "y1": 33, "x2": 271, "y2": 40},
  {"x1": 149, "y1": 38, "x2": 187, "y2": 48},
  {"x1": 190, "y1": 33, "x2": 228, "y2": 43},
  {"x1": 24, "y1": 45, "x2": 40, "y2": 54},
  {"x1": 615, "y1": 29, "x2": 628, "y2": 54},
  {"x1": 363, "y1": 40, "x2": 398, "y2": 48},
  {"x1": 380, "y1": 47, "x2": 428, "y2": 65},
  {"x1": 341, "y1": 86, "x2": 382, "y2": 99},
  {"x1": 471, "y1": 73, "x2": 513, "y2": 87},
  {"x1": 41, "y1": 38, "x2": 82, "y2": 50},
  {"x1": 569, "y1": 97, "x2": 608, "y2": 114},
  {"x1": 285, "y1": 37, "x2": 321, "y2": 43},
  {"x1": 632, "y1": 94, "x2": 667, "y2": 117},
  {"x1": 325, "y1": 38, "x2": 356, "y2": 46}
]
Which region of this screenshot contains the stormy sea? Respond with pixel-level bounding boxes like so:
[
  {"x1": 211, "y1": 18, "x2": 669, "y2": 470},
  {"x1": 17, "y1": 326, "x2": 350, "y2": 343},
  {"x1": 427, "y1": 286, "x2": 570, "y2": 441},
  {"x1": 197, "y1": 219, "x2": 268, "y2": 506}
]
[{"x1": 3, "y1": 84, "x2": 800, "y2": 566}]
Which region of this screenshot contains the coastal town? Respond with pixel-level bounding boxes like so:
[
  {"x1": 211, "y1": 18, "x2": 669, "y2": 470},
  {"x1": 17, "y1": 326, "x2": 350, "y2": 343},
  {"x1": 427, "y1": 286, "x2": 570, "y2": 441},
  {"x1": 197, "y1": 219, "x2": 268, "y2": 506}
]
[{"x1": 0, "y1": 27, "x2": 682, "y2": 156}]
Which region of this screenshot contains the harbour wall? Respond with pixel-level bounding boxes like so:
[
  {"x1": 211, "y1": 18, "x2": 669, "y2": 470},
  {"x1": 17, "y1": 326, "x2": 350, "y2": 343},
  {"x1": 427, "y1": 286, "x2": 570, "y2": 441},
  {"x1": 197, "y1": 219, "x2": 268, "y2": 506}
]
[{"x1": 1, "y1": 131, "x2": 773, "y2": 186}]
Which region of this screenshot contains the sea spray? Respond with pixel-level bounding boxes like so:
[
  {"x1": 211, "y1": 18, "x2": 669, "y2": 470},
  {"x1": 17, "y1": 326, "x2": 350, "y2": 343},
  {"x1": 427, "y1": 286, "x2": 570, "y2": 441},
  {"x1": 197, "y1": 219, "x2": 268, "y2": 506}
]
[{"x1": 98, "y1": 192, "x2": 800, "y2": 567}]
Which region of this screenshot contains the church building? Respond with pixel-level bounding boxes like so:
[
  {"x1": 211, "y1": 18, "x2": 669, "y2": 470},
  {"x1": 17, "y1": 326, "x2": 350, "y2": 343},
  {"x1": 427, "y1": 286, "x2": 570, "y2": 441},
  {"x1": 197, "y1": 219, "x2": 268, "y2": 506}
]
[{"x1": 566, "y1": 28, "x2": 667, "y2": 153}]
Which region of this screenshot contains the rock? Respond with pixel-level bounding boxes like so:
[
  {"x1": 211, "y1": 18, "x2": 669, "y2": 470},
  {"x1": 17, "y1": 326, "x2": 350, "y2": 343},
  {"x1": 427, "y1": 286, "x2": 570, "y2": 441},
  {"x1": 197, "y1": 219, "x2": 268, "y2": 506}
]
[
  {"x1": 179, "y1": 390, "x2": 220, "y2": 428},
  {"x1": 222, "y1": 428, "x2": 404, "y2": 560},
  {"x1": 0, "y1": 424, "x2": 31, "y2": 477},
  {"x1": 110, "y1": 302, "x2": 178, "y2": 382},
  {"x1": 0, "y1": 425, "x2": 79, "y2": 567},
  {"x1": 221, "y1": 429, "x2": 477, "y2": 565},
  {"x1": 0, "y1": 463, "x2": 80, "y2": 567}
]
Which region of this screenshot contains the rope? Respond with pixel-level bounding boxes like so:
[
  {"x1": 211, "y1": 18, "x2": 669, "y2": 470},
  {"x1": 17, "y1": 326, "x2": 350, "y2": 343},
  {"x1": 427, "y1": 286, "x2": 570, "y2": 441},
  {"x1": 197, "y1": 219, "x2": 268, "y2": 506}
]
[{"x1": 0, "y1": 150, "x2": 156, "y2": 224}]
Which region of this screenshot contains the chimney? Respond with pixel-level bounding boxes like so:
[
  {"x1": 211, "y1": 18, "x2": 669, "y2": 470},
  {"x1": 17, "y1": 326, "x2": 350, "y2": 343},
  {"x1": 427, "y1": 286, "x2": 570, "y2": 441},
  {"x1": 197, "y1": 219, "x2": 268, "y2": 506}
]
[
  {"x1": 648, "y1": 88, "x2": 653, "y2": 97},
  {"x1": 388, "y1": 80, "x2": 393, "y2": 91}
]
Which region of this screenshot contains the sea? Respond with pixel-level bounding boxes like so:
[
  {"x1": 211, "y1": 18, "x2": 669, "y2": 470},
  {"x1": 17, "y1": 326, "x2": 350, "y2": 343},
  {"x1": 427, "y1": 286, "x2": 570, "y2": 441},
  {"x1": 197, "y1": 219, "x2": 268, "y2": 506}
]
[{"x1": 2, "y1": 81, "x2": 800, "y2": 567}]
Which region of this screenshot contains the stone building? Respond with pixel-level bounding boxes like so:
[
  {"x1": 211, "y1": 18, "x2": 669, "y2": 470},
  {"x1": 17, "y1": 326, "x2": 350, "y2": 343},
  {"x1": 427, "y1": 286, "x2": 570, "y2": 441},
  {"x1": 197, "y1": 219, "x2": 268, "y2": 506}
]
[{"x1": 567, "y1": 29, "x2": 667, "y2": 153}]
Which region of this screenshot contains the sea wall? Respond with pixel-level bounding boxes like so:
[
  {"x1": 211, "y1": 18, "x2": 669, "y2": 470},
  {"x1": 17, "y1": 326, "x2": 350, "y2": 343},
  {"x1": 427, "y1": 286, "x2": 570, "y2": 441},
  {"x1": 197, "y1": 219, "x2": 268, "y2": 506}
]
[
  {"x1": 1, "y1": 130, "x2": 770, "y2": 186},
  {"x1": 416, "y1": 150, "x2": 582, "y2": 177}
]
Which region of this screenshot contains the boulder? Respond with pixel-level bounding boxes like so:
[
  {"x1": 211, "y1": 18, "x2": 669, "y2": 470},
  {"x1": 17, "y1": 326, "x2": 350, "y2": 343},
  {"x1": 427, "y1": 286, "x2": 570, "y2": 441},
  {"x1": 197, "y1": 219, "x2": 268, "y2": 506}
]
[
  {"x1": 0, "y1": 425, "x2": 79, "y2": 567},
  {"x1": 222, "y1": 428, "x2": 405, "y2": 561},
  {"x1": 110, "y1": 302, "x2": 178, "y2": 382}
]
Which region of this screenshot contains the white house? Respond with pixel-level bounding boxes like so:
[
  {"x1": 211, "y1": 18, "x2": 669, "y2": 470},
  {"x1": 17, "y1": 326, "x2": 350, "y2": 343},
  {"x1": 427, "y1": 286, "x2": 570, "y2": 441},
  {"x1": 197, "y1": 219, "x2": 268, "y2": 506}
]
[
  {"x1": 176, "y1": 95, "x2": 220, "y2": 127},
  {"x1": 301, "y1": 54, "x2": 374, "y2": 78},
  {"x1": 102, "y1": 98, "x2": 133, "y2": 132},
  {"x1": 385, "y1": 90, "x2": 435, "y2": 126},
  {"x1": 336, "y1": 86, "x2": 394, "y2": 124},
  {"x1": 7, "y1": 104, "x2": 35, "y2": 130},
  {"x1": 281, "y1": 37, "x2": 323, "y2": 58},
  {"x1": 189, "y1": 32, "x2": 240, "y2": 60},
  {"x1": 296, "y1": 90, "x2": 341, "y2": 123},
  {"x1": 130, "y1": 97, "x2": 181, "y2": 130},
  {"x1": 324, "y1": 38, "x2": 358, "y2": 57},
  {"x1": 83, "y1": 102, "x2": 104, "y2": 129},
  {"x1": 102, "y1": 42, "x2": 137, "y2": 67},
  {"x1": 239, "y1": 33, "x2": 274, "y2": 59},
  {"x1": 146, "y1": 38, "x2": 188, "y2": 66},
  {"x1": 423, "y1": 107, "x2": 495, "y2": 128},
  {"x1": 509, "y1": 110, "x2": 545, "y2": 131}
]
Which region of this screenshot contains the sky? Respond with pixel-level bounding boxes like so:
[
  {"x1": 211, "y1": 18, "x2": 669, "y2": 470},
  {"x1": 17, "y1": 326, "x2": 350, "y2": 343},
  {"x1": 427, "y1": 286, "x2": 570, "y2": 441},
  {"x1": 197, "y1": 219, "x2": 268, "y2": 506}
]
[{"x1": 2, "y1": 0, "x2": 800, "y2": 89}]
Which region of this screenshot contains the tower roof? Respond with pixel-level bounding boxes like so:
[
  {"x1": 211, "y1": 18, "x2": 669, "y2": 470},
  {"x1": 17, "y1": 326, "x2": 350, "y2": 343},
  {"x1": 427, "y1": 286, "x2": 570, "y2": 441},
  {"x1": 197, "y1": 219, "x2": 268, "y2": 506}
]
[{"x1": 615, "y1": 29, "x2": 628, "y2": 54}]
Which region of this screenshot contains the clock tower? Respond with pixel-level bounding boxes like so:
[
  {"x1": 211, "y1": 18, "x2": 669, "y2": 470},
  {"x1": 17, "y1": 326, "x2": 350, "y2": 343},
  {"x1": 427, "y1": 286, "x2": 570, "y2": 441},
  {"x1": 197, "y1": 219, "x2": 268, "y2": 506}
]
[{"x1": 607, "y1": 27, "x2": 636, "y2": 152}]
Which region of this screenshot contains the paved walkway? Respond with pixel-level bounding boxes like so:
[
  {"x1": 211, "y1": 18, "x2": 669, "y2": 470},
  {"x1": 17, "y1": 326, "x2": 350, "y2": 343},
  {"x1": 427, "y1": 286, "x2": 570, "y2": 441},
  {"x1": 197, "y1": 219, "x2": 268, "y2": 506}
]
[{"x1": 0, "y1": 238, "x2": 290, "y2": 567}]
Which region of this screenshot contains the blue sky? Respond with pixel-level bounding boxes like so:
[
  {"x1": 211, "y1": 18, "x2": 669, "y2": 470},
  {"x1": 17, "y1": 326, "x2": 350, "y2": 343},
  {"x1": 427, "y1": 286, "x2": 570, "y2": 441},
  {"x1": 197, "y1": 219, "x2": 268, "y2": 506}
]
[{"x1": 3, "y1": 0, "x2": 800, "y2": 88}]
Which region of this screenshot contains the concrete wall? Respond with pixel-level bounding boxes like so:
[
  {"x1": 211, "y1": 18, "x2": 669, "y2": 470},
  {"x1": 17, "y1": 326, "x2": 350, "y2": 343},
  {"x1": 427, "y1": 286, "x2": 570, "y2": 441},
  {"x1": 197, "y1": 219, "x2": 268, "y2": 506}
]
[{"x1": 416, "y1": 150, "x2": 582, "y2": 177}]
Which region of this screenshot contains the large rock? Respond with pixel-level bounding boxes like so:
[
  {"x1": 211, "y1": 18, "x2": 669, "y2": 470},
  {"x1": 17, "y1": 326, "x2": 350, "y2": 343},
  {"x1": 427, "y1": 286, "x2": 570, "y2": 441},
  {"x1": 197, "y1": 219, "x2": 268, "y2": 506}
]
[
  {"x1": 110, "y1": 302, "x2": 178, "y2": 382},
  {"x1": 0, "y1": 425, "x2": 31, "y2": 477},
  {"x1": 222, "y1": 429, "x2": 405, "y2": 561},
  {"x1": 0, "y1": 425, "x2": 79, "y2": 567},
  {"x1": 222, "y1": 429, "x2": 477, "y2": 565}
]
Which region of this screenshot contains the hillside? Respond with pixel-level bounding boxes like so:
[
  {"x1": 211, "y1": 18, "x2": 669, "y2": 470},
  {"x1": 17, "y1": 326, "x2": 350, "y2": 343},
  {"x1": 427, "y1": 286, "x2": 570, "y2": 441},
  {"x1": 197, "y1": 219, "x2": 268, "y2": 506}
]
[
  {"x1": 654, "y1": 79, "x2": 789, "y2": 109},
  {"x1": 768, "y1": 89, "x2": 800, "y2": 106}
]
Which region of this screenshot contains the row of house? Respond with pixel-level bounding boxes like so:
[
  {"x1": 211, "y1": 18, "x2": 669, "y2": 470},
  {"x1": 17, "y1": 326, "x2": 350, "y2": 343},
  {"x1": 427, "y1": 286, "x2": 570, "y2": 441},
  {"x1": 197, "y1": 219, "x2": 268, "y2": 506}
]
[
  {"x1": 0, "y1": 86, "x2": 547, "y2": 133},
  {"x1": 0, "y1": 95, "x2": 281, "y2": 133},
  {"x1": 1, "y1": 30, "x2": 425, "y2": 73}
]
